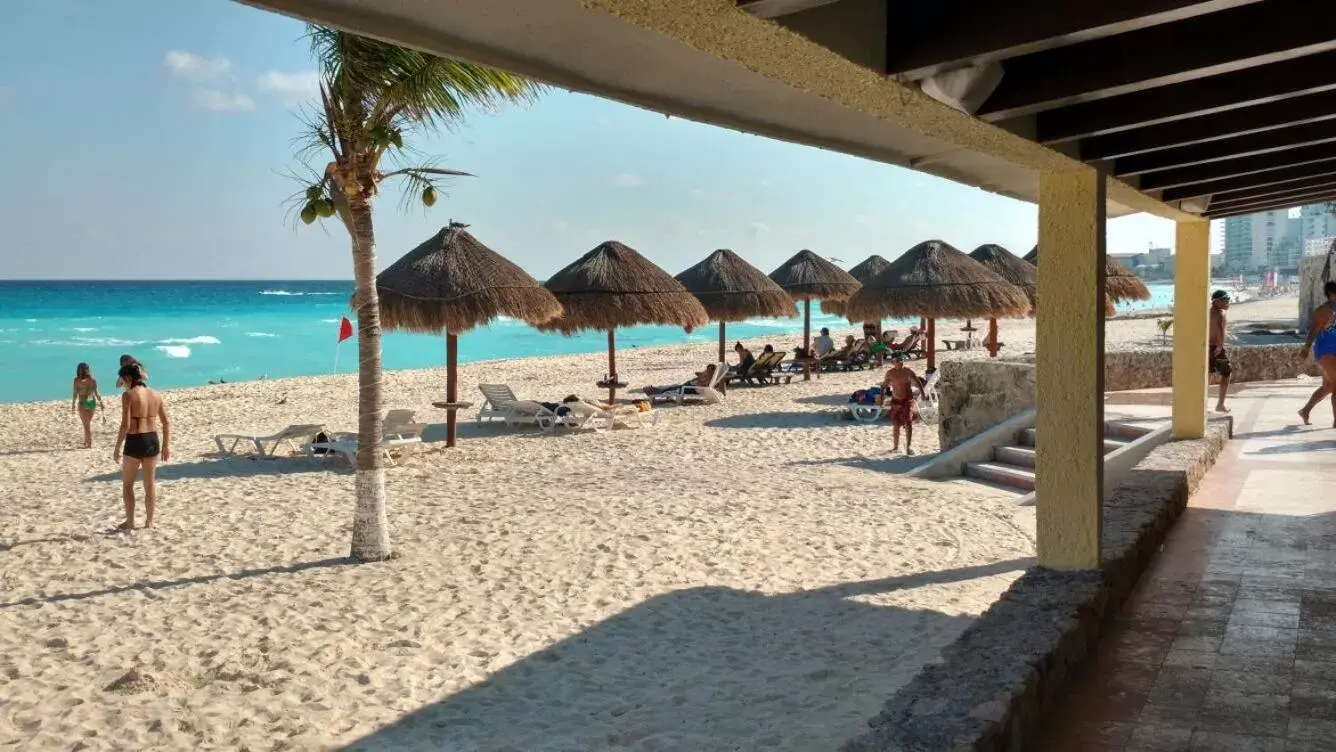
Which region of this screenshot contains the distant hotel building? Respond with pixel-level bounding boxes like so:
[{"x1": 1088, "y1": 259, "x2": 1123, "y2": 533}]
[{"x1": 1222, "y1": 203, "x2": 1336, "y2": 272}]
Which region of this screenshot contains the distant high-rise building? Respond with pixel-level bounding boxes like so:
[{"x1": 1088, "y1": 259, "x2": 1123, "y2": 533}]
[{"x1": 1218, "y1": 204, "x2": 1333, "y2": 272}]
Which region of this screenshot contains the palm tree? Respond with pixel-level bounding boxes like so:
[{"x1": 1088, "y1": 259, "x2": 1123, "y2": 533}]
[{"x1": 289, "y1": 27, "x2": 541, "y2": 561}]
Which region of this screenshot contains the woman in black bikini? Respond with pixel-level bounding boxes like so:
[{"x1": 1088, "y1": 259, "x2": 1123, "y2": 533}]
[
  {"x1": 71, "y1": 362, "x2": 104, "y2": 449},
  {"x1": 113, "y1": 364, "x2": 171, "y2": 530}
]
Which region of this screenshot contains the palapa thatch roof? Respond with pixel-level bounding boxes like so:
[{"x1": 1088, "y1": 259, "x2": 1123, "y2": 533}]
[
  {"x1": 373, "y1": 223, "x2": 562, "y2": 334},
  {"x1": 768, "y1": 249, "x2": 861, "y2": 302},
  {"x1": 844, "y1": 239, "x2": 1032, "y2": 320},
  {"x1": 675, "y1": 249, "x2": 797, "y2": 322},
  {"x1": 1025, "y1": 245, "x2": 1152, "y2": 302},
  {"x1": 539, "y1": 240, "x2": 709, "y2": 334},
  {"x1": 822, "y1": 254, "x2": 891, "y2": 316},
  {"x1": 969, "y1": 244, "x2": 1037, "y2": 311}
]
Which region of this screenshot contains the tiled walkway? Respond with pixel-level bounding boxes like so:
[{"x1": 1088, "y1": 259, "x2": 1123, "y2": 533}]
[{"x1": 1041, "y1": 380, "x2": 1336, "y2": 752}]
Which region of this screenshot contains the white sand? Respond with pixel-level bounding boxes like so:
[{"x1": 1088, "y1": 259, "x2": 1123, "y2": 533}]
[{"x1": 0, "y1": 298, "x2": 1293, "y2": 751}]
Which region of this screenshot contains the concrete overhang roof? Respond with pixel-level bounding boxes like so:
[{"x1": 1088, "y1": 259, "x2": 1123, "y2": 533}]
[{"x1": 236, "y1": 0, "x2": 1200, "y2": 223}]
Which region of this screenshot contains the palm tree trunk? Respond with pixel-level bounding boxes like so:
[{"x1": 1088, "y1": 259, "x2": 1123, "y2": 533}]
[{"x1": 347, "y1": 195, "x2": 392, "y2": 561}]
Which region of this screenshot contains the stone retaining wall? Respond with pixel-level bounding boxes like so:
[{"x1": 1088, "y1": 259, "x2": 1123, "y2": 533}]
[
  {"x1": 840, "y1": 420, "x2": 1232, "y2": 752},
  {"x1": 939, "y1": 344, "x2": 1315, "y2": 449}
]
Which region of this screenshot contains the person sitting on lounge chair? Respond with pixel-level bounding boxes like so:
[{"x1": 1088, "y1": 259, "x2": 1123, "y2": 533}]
[
  {"x1": 643, "y1": 364, "x2": 718, "y2": 395},
  {"x1": 812, "y1": 327, "x2": 836, "y2": 358},
  {"x1": 730, "y1": 342, "x2": 755, "y2": 376},
  {"x1": 823, "y1": 335, "x2": 856, "y2": 363}
]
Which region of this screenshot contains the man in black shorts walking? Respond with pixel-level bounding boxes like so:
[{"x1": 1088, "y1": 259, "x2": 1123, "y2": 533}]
[{"x1": 1210, "y1": 290, "x2": 1232, "y2": 413}]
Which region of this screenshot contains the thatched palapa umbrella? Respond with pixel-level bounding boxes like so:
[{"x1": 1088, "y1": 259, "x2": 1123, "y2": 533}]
[
  {"x1": 844, "y1": 240, "x2": 1031, "y2": 371},
  {"x1": 375, "y1": 222, "x2": 562, "y2": 447},
  {"x1": 675, "y1": 249, "x2": 797, "y2": 363},
  {"x1": 821, "y1": 254, "x2": 891, "y2": 320},
  {"x1": 542, "y1": 241, "x2": 709, "y2": 403},
  {"x1": 1025, "y1": 245, "x2": 1151, "y2": 316},
  {"x1": 769, "y1": 250, "x2": 861, "y2": 380},
  {"x1": 969, "y1": 244, "x2": 1037, "y2": 358}
]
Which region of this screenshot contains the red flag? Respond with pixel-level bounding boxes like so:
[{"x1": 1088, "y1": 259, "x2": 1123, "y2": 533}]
[{"x1": 337, "y1": 317, "x2": 354, "y2": 343}]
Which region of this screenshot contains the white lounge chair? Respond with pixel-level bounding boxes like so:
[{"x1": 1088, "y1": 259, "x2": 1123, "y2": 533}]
[
  {"x1": 848, "y1": 370, "x2": 941, "y2": 424},
  {"x1": 547, "y1": 401, "x2": 614, "y2": 432},
  {"x1": 646, "y1": 362, "x2": 728, "y2": 406},
  {"x1": 476, "y1": 384, "x2": 558, "y2": 428},
  {"x1": 301, "y1": 434, "x2": 422, "y2": 466},
  {"x1": 382, "y1": 409, "x2": 429, "y2": 439},
  {"x1": 213, "y1": 423, "x2": 326, "y2": 458}
]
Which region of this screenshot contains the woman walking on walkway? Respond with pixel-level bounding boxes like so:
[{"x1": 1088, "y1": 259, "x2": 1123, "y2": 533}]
[{"x1": 1299, "y1": 281, "x2": 1336, "y2": 426}]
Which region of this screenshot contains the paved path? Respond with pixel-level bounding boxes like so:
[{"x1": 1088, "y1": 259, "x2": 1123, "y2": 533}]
[{"x1": 1041, "y1": 379, "x2": 1336, "y2": 752}]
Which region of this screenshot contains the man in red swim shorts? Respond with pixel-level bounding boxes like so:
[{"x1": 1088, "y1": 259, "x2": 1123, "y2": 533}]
[{"x1": 880, "y1": 352, "x2": 924, "y2": 455}]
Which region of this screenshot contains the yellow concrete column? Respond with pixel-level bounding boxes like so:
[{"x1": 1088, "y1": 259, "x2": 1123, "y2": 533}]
[
  {"x1": 1172, "y1": 220, "x2": 1210, "y2": 439},
  {"x1": 1036, "y1": 168, "x2": 1106, "y2": 571}
]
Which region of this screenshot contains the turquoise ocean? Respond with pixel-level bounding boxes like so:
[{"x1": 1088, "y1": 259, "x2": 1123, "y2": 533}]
[{"x1": 0, "y1": 280, "x2": 1175, "y2": 404}]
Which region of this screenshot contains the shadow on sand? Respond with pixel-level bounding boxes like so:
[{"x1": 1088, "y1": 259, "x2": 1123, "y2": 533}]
[
  {"x1": 341, "y1": 558, "x2": 1031, "y2": 751},
  {"x1": 84, "y1": 456, "x2": 343, "y2": 483},
  {"x1": 786, "y1": 454, "x2": 929, "y2": 475},
  {"x1": 0, "y1": 556, "x2": 356, "y2": 609},
  {"x1": 705, "y1": 410, "x2": 867, "y2": 431}
]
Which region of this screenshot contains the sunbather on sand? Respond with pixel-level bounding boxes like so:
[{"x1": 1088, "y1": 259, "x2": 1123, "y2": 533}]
[
  {"x1": 881, "y1": 353, "x2": 924, "y2": 455},
  {"x1": 642, "y1": 364, "x2": 717, "y2": 396}
]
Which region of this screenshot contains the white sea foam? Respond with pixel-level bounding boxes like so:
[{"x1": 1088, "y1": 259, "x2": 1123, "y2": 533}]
[
  {"x1": 70, "y1": 327, "x2": 98, "y2": 333},
  {"x1": 320, "y1": 319, "x2": 340, "y2": 324},
  {"x1": 245, "y1": 332, "x2": 278, "y2": 338},
  {"x1": 158, "y1": 336, "x2": 221, "y2": 345},
  {"x1": 260, "y1": 290, "x2": 341, "y2": 296},
  {"x1": 155, "y1": 345, "x2": 191, "y2": 359},
  {"x1": 31, "y1": 337, "x2": 143, "y2": 348}
]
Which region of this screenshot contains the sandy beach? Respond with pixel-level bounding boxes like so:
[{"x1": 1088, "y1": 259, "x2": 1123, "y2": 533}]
[{"x1": 0, "y1": 294, "x2": 1300, "y2": 751}]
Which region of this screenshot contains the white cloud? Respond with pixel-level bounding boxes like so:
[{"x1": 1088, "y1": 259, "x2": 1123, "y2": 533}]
[
  {"x1": 853, "y1": 214, "x2": 879, "y2": 230},
  {"x1": 689, "y1": 188, "x2": 711, "y2": 200},
  {"x1": 757, "y1": 179, "x2": 774, "y2": 188},
  {"x1": 257, "y1": 70, "x2": 320, "y2": 105},
  {"x1": 611, "y1": 173, "x2": 645, "y2": 188},
  {"x1": 746, "y1": 222, "x2": 770, "y2": 240},
  {"x1": 189, "y1": 88, "x2": 255, "y2": 112},
  {"x1": 163, "y1": 51, "x2": 232, "y2": 82}
]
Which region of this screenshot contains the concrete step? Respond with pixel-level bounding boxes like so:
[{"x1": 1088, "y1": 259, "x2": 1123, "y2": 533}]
[
  {"x1": 1015, "y1": 428, "x2": 1129, "y2": 454},
  {"x1": 965, "y1": 461, "x2": 1037, "y2": 492},
  {"x1": 994, "y1": 445, "x2": 1036, "y2": 468},
  {"x1": 1105, "y1": 420, "x2": 1156, "y2": 440}
]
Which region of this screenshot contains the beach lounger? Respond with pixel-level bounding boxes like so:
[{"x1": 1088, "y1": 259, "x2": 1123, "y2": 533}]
[
  {"x1": 213, "y1": 423, "x2": 326, "y2": 458},
  {"x1": 727, "y1": 351, "x2": 782, "y2": 386},
  {"x1": 301, "y1": 434, "x2": 423, "y2": 466},
  {"x1": 824, "y1": 340, "x2": 870, "y2": 371},
  {"x1": 648, "y1": 362, "x2": 728, "y2": 405},
  {"x1": 476, "y1": 384, "x2": 558, "y2": 428}
]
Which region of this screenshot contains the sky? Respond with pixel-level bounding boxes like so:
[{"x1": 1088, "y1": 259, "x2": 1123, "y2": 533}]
[{"x1": 0, "y1": 0, "x2": 1200, "y2": 282}]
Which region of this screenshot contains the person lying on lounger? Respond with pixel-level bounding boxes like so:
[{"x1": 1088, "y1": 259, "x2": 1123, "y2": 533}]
[{"x1": 642, "y1": 364, "x2": 718, "y2": 396}]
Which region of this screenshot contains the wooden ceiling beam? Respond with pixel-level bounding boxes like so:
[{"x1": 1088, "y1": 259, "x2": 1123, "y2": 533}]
[
  {"x1": 1035, "y1": 49, "x2": 1336, "y2": 143},
  {"x1": 1205, "y1": 190, "x2": 1336, "y2": 218},
  {"x1": 1140, "y1": 142, "x2": 1336, "y2": 191},
  {"x1": 1080, "y1": 91, "x2": 1336, "y2": 161},
  {"x1": 1159, "y1": 163, "x2": 1336, "y2": 202},
  {"x1": 1211, "y1": 176, "x2": 1336, "y2": 207},
  {"x1": 1114, "y1": 120, "x2": 1336, "y2": 177},
  {"x1": 885, "y1": 0, "x2": 1260, "y2": 81},
  {"x1": 977, "y1": 0, "x2": 1336, "y2": 121}
]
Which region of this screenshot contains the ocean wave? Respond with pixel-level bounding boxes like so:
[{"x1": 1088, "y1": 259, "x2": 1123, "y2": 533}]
[
  {"x1": 260, "y1": 290, "x2": 341, "y2": 296},
  {"x1": 24, "y1": 318, "x2": 37, "y2": 323},
  {"x1": 157, "y1": 336, "x2": 221, "y2": 345},
  {"x1": 31, "y1": 337, "x2": 143, "y2": 347},
  {"x1": 70, "y1": 327, "x2": 98, "y2": 333},
  {"x1": 155, "y1": 345, "x2": 191, "y2": 359},
  {"x1": 245, "y1": 332, "x2": 278, "y2": 338},
  {"x1": 320, "y1": 318, "x2": 341, "y2": 323}
]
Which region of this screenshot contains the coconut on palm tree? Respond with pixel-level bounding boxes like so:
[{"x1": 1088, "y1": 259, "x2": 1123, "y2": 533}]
[{"x1": 287, "y1": 27, "x2": 541, "y2": 561}]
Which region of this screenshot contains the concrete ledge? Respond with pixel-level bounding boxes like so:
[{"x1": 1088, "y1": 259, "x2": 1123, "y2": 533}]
[
  {"x1": 909, "y1": 409, "x2": 1036, "y2": 480},
  {"x1": 840, "y1": 418, "x2": 1232, "y2": 752}
]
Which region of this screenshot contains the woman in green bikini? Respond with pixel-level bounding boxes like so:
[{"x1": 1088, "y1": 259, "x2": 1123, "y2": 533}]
[{"x1": 72, "y1": 362, "x2": 104, "y2": 449}]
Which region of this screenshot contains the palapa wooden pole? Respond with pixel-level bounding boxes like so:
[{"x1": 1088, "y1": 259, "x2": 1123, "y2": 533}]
[
  {"x1": 926, "y1": 317, "x2": 937, "y2": 372},
  {"x1": 718, "y1": 321, "x2": 726, "y2": 364},
  {"x1": 802, "y1": 298, "x2": 812, "y2": 381},
  {"x1": 446, "y1": 332, "x2": 459, "y2": 447},
  {"x1": 607, "y1": 329, "x2": 618, "y2": 404},
  {"x1": 988, "y1": 318, "x2": 999, "y2": 358}
]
